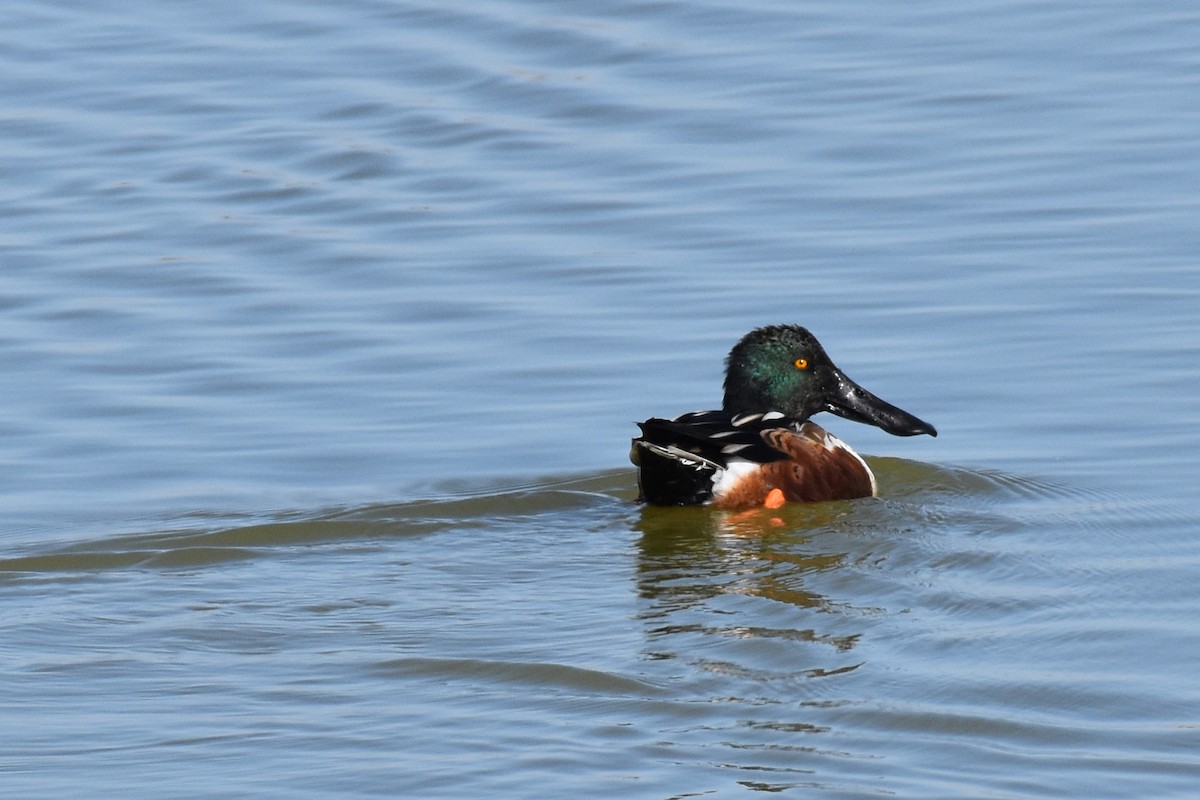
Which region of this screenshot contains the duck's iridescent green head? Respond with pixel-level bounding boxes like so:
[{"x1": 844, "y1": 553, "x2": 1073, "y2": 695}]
[{"x1": 722, "y1": 324, "x2": 937, "y2": 437}]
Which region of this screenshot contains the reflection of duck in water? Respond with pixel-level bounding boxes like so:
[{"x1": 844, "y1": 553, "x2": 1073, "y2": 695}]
[{"x1": 631, "y1": 325, "x2": 936, "y2": 508}]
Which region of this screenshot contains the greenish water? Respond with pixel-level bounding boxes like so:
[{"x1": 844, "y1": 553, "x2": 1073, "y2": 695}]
[{"x1": 3, "y1": 0, "x2": 1199, "y2": 797}]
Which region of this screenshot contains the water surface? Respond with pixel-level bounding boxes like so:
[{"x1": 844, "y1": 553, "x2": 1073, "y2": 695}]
[{"x1": 2, "y1": 0, "x2": 1199, "y2": 797}]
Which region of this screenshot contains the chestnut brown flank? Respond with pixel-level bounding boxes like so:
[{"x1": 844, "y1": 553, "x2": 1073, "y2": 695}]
[{"x1": 712, "y1": 423, "x2": 874, "y2": 508}]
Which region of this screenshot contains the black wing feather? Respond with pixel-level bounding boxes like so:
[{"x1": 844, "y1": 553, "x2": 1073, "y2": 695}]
[{"x1": 635, "y1": 410, "x2": 795, "y2": 467}]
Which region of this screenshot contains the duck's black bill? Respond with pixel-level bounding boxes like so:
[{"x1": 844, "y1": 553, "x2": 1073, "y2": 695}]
[{"x1": 824, "y1": 371, "x2": 937, "y2": 437}]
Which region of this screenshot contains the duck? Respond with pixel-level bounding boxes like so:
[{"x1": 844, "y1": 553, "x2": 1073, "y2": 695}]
[{"x1": 630, "y1": 324, "x2": 936, "y2": 508}]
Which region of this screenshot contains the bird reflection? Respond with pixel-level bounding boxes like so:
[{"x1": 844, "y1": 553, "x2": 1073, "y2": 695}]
[
  {"x1": 623, "y1": 465, "x2": 954, "y2": 783},
  {"x1": 633, "y1": 503, "x2": 868, "y2": 662}
]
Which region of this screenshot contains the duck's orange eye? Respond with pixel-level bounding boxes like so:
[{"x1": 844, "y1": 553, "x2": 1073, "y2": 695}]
[{"x1": 794, "y1": 358, "x2": 809, "y2": 370}]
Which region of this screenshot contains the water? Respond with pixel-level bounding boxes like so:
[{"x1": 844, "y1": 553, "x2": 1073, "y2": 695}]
[{"x1": 3, "y1": 0, "x2": 1199, "y2": 797}]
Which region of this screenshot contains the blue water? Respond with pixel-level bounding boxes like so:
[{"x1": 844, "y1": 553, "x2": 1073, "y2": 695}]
[{"x1": 3, "y1": 0, "x2": 1199, "y2": 797}]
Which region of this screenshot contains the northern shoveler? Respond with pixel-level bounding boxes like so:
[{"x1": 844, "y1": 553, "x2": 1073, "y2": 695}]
[{"x1": 631, "y1": 325, "x2": 936, "y2": 508}]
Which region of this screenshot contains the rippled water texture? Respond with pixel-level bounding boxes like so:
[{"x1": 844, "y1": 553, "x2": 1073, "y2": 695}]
[{"x1": 3, "y1": 0, "x2": 1199, "y2": 797}]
